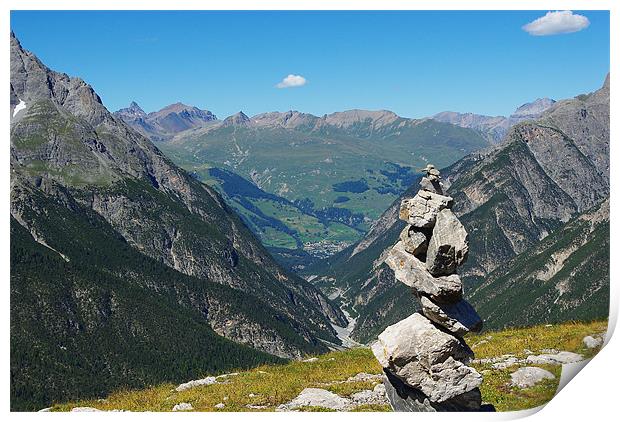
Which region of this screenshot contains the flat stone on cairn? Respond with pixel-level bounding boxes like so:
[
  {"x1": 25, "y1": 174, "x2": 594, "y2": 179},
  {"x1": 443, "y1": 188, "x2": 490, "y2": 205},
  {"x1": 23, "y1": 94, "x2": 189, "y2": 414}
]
[{"x1": 374, "y1": 164, "x2": 491, "y2": 412}]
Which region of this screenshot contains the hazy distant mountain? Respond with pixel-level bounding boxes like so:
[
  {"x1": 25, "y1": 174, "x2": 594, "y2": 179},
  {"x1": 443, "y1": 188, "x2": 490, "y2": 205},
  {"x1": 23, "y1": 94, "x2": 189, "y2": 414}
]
[
  {"x1": 432, "y1": 98, "x2": 556, "y2": 143},
  {"x1": 308, "y1": 75, "x2": 609, "y2": 343},
  {"x1": 10, "y1": 32, "x2": 346, "y2": 410},
  {"x1": 114, "y1": 101, "x2": 217, "y2": 141}
]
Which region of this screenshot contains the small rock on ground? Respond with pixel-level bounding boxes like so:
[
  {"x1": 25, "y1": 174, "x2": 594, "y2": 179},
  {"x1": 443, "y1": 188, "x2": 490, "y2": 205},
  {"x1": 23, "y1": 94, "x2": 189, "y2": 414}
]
[
  {"x1": 350, "y1": 384, "x2": 389, "y2": 406},
  {"x1": 277, "y1": 388, "x2": 352, "y2": 411},
  {"x1": 172, "y1": 402, "x2": 193, "y2": 411},
  {"x1": 346, "y1": 372, "x2": 383, "y2": 382},
  {"x1": 526, "y1": 351, "x2": 583, "y2": 365},
  {"x1": 583, "y1": 335, "x2": 604, "y2": 349},
  {"x1": 214, "y1": 403, "x2": 225, "y2": 409},
  {"x1": 302, "y1": 357, "x2": 319, "y2": 363},
  {"x1": 510, "y1": 367, "x2": 555, "y2": 388},
  {"x1": 175, "y1": 376, "x2": 217, "y2": 392},
  {"x1": 71, "y1": 407, "x2": 101, "y2": 412}
]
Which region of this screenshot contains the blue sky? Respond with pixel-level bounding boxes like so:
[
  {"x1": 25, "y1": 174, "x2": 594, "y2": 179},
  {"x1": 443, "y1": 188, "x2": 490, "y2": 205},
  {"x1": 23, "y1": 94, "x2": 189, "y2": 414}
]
[{"x1": 11, "y1": 10, "x2": 609, "y2": 119}]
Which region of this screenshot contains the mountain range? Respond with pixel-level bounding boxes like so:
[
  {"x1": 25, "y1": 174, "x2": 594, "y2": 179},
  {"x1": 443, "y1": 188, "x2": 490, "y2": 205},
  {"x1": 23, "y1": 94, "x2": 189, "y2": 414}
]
[
  {"x1": 432, "y1": 98, "x2": 556, "y2": 143},
  {"x1": 306, "y1": 75, "x2": 609, "y2": 343},
  {"x1": 10, "y1": 32, "x2": 347, "y2": 410},
  {"x1": 117, "y1": 104, "x2": 490, "y2": 268}
]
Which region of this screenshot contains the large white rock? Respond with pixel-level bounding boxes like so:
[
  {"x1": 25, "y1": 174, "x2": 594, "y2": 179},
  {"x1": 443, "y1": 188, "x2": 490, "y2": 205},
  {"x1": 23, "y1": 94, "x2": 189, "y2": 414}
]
[
  {"x1": 385, "y1": 242, "x2": 463, "y2": 303},
  {"x1": 510, "y1": 367, "x2": 555, "y2": 388},
  {"x1": 276, "y1": 388, "x2": 352, "y2": 411},
  {"x1": 399, "y1": 191, "x2": 453, "y2": 228},
  {"x1": 372, "y1": 313, "x2": 481, "y2": 402},
  {"x1": 526, "y1": 351, "x2": 583, "y2": 365},
  {"x1": 175, "y1": 376, "x2": 217, "y2": 392},
  {"x1": 420, "y1": 296, "x2": 482, "y2": 337},
  {"x1": 425, "y1": 209, "x2": 469, "y2": 276}
]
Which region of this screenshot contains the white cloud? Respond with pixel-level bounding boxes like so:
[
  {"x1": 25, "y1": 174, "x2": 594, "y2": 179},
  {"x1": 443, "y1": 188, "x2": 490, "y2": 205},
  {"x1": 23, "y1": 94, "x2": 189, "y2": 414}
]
[
  {"x1": 276, "y1": 74, "x2": 307, "y2": 89},
  {"x1": 522, "y1": 11, "x2": 590, "y2": 36}
]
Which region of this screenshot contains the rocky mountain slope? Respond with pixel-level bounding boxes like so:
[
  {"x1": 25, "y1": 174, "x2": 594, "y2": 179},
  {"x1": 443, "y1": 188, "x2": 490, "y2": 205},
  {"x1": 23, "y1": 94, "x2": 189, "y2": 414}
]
[
  {"x1": 151, "y1": 108, "x2": 488, "y2": 266},
  {"x1": 308, "y1": 75, "x2": 609, "y2": 343},
  {"x1": 433, "y1": 98, "x2": 556, "y2": 143},
  {"x1": 114, "y1": 101, "x2": 217, "y2": 141},
  {"x1": 10, "y1": 33, "x2": 346, "y2": 410},
  {"x1": 469, "y1": 198, "x2": 609, "y2": 330}
]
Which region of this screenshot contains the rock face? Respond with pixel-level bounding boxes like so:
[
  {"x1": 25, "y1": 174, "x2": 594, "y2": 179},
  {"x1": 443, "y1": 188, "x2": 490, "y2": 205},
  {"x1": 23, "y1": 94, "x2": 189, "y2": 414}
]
[{"x1": 374, "y1": 165, "x2": 489, "y2": 412}]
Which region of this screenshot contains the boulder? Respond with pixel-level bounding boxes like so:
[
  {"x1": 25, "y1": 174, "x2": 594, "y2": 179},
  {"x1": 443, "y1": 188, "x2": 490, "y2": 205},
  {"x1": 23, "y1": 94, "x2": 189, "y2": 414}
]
[
  {"x1": 399, "y1": 191, "x2": 453, "y2": 228},
  {"x1": 276, "y1": 388, "x2": 352, "y2": 411},
  {"x1": 382, "y1": 371, "x2": 489, "y2": 412},
  {"x1": 399, "y1": 225, "x2": 428, "y2": 257},
  {"x1": 420, "y1": 296, "x2": 482, "y2": 337},
  {"x1": 385, "y1": 242, "x2": 463, "y2": 303},
  {"x1": 372, "y1": 313, "x2": 481, "y2": 402},
  {"x1": 426, "y1": 209, "x2": 469, "y2": 276},
  {"x1": 510, "y1": 367, "x2": 555, "y2": 388}
]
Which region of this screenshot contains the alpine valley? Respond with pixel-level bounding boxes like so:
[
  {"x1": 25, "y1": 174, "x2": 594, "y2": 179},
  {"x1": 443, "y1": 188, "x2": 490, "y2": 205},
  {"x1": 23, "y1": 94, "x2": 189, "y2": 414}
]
[
  {"x1": 9, "y1": 29, "x2": 610, "y2": 413},
  {"x1": 307, "y1": 74, "x2": 610, "y2": 343}
]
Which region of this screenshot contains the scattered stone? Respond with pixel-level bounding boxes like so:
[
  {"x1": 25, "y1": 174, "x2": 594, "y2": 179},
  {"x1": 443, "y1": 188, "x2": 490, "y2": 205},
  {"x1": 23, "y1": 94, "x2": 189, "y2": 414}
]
[
  {"x1": 385, "y1": 242, "x2": 463, "y2": 302},
  {"x1": 583, "y1": 335, "x2": 603, "y2": 349},
  {"x1": 399, "y1": 225, "x2": 428, "y2": 257},
  {"x1": 216, "y1": 372, "x2": 239, "y2": 379},
  {"x1": 399, "y1": 190, "x2": 453, "y2": 228},
  {"x1": 214, "y1": 403, "x2": 225, "y2": 409},
  {"x1": 276, "y1": 388, "x2": 352, "y2": 411},
  {"x1": 302, "y1": 357, "x2": 319, "y2": 363},
  {"x1": 246, "y1": 404, "x2": 267, "y2": 409},
  {"x1": 510, "y1": 367, "x2": 555, "y2": 388},
  {"x1": 175, "y1": 376, "x2": 217, "y2": 392},
  {"x1": 526, "y1": 351, "x2": 583, "y2": 365},
  {"x1": 71, "y1": 407, "x2": 102, "y2": 412},
  {"x1": 172, "y1": 403, "x2": 193, "y2": 411},
  {"x1": 491, "y1": 357, "x2": 520, "y2": 370},
  {"x1": 420, "y1": 296, "x2": 482, "y2": 336},
  {"x1": 350, "y1": 384, "x2": 389, "y2": 406},
  {"x1": 346, "y1": 372, "x2": 383, "y2": 383},
  {"x1": 248, "y1": 393, "x2": 256, "y2": 397},
  {"x1": 425, "y1": 209, "x2": 469, "y2": 276},
  {"x1": 38, "y1": 408, "x2": 52, "y2": 412}
]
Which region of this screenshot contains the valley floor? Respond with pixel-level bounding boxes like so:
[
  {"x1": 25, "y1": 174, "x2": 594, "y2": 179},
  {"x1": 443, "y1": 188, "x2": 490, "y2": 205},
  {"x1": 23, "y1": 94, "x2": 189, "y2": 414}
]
[{"x1": 47, "y1": 320, "x2": 607, "y2": 412}]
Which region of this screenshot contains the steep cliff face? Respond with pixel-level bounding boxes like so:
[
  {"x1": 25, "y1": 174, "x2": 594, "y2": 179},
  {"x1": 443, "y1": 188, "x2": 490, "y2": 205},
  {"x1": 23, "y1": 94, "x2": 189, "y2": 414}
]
[
  {"x1": 308, "y1": 75, "x2": 609, "y2": 343},
  {"x1": 10, "y1": 32, "x2": 348, "y2": 408}
]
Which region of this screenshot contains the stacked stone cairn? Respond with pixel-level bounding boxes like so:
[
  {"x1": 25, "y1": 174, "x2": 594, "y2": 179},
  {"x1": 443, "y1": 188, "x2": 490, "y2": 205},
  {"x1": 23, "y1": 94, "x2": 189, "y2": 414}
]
[{"x1": 372, "y1": 164, "x2": 492, "y2": 412}]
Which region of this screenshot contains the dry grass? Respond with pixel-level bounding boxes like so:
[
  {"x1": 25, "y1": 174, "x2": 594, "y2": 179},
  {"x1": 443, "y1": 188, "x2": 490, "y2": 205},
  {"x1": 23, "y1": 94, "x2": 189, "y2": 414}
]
[{"x1": 50, "y1": 320, "x2": 607, "y2": 412}]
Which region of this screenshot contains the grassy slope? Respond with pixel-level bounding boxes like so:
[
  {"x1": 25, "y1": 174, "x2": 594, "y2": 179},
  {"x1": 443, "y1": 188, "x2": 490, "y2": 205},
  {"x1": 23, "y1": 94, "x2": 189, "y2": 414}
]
[
  {"x1": 160, "y1": 120, "x2": 487, "y2": 262},
  {"x1": 49, "y1": 320, "x2": 607, "y2": 412}
]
